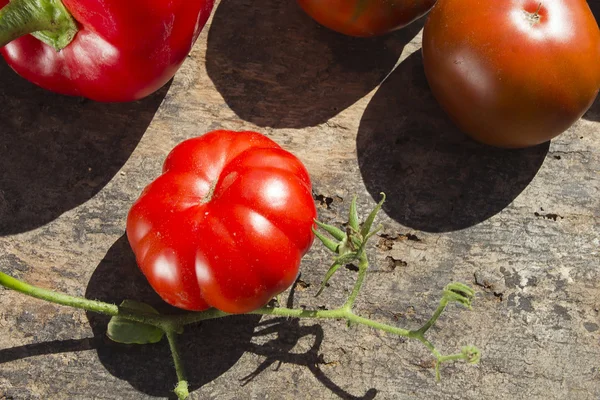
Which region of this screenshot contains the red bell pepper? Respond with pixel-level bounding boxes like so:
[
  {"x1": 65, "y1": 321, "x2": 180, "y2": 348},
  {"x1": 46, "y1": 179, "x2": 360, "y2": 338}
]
[{"x1": 0, "y1": 0, "x2": 214, "y2": 102}]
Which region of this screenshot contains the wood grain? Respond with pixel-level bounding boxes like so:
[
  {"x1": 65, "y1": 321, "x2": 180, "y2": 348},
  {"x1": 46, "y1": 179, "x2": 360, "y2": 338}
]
[{"x1": 1, "y1": 1, "x2": 600, "y2": 399}]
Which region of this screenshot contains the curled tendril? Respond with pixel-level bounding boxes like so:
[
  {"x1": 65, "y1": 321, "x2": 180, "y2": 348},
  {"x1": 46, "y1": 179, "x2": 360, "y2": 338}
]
[
  {"x1": 462, "y1": 346, "x2": 481, "y2": 364},
  {"x1": 443, "y1": 282, "x2": 476, "y2": 309}
]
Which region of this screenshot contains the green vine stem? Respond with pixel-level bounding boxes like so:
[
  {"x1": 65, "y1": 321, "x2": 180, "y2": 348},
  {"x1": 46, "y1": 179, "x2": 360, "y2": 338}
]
[
  {"x1": 342, "y1": 253, "x2": 368, "y2": 311},
  {"x1": 0, "y1": 271, "x2": 173, "y2": 331},
  {"x1": 166, "y1": 331, "x2": 189, "y2": 400},
  {"x1": 0, "y1": 194, "x2": 480, "y2": 399},
  {"x1": 0, "y1": 270, "x2": 478, "y2": 384}
]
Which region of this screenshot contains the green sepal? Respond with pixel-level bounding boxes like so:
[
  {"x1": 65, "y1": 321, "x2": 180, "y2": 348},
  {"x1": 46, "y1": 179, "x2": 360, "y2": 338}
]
[
  {"x1": 360, "y1": 193, "x2": 386, "y2": 238},
  {"x1": 315, "y1": 261, "x2": 343, "y2": 297},
  {"x1": 348, "y1": 195, "x2": 360, "y2": 232},
  {"x1": 312, "y1": 226, "x2": 339, "y2": 253},
  {"x1": 314, "y1": 219, "x2": 346, "y2": 241},
  {"x1": 107, "y1": 300, "x2": 164, "y2": 344},
  {"x1": 335, "y1": 252, "x2": 360, "y2": 267},
  {"x1": 315, "y1": 252, "x2": 358, "y2": 297}
]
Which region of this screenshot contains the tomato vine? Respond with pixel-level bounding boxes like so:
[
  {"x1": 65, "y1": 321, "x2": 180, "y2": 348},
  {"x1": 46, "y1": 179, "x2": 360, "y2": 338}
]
[{"x1": 0, "y1": 194, "x2": 480, "y2": 399}]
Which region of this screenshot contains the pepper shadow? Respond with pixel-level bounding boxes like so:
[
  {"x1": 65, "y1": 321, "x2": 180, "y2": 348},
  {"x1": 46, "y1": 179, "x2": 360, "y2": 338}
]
[
  {"x1": 85, "y1": 235, "x2": 261, "y2": 398},
  {"x1": 205, "y1": 0, "x2": 424, "y2": 129},
  {"x1": 0, "y1": 61, "x2": 168, "y2": 236},
  {"x1": 356, "y1": 51, "x2": 549, "y2": 232}
]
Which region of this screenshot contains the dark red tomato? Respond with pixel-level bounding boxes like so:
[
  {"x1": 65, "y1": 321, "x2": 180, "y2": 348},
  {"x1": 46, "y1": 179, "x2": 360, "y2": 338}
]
[
  {"x1": 126, "y1": 130, "x2": 317, "y2": 314},
  {"x1": 297, "y1": 0, "x2": 436, "y2": 37},
  {"x1": 422, "y1": 0, "x2": 600, "y2": 148}
]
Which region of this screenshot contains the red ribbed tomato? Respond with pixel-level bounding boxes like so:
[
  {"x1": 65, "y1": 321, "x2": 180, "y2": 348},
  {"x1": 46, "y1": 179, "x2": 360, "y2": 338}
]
[{"x1": 126, "y1": 130, "x2": 317, "y2": 314}]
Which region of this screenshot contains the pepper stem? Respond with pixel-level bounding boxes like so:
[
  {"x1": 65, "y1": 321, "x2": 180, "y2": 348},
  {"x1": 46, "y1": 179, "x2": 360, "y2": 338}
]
[{"x1": 0, "y1": 0, "x2": 78, "y2": 50}]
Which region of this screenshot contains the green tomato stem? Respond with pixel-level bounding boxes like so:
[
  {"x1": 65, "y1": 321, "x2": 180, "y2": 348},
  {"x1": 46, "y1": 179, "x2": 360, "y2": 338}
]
[
  {"x1": 0, "y1": 271, "x2": 171, "y2": 330},
  {"x1": 0, "y1": 268, "x2": 473, "y2": 382},
  {"x1": 415, "y1": 297, "x2": 449, "y2": 336},
  {"x1": 341, "y1": 254, "x2": 368, "y2": 311},
  {"x1": 0, "y1": 271, "x2": 119, "y2": 314},
  {"x1": 166, "y1": 331, "x2": 189, "y2": 400}
]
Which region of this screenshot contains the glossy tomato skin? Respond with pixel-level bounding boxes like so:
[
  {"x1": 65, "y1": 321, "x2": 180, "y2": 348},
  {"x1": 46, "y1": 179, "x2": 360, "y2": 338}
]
[
  {"x1": 297, "y1": 0, "x2": 436, "y2": 37},
  {"x1": 422, "y1": 0, "x2": 600, "y2": 148},
  {"x1": 126, "y1": 130, "x2": 317, "y2": 314}
]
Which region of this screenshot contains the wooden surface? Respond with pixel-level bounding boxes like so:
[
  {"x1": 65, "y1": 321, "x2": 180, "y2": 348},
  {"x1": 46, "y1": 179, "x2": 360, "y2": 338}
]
[{"x1": 2, "y1": 1, "x2": 600, "y2": 399}]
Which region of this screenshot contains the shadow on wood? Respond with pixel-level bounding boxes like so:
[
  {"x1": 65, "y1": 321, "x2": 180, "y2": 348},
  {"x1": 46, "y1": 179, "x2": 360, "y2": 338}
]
[
  {"x1": 83, "y1": 235, "x2": 375, "y2": 399},
  {"x1": 583, "y1": 0, "x2": 600, "y2": 122},
  {"x1": 0, "y1": 62, "x2": 168, "y2": 236},
  {"x1": 205, "y1": 0, "x2": 423, "y2": 129},
  {"x1": 84, "y1": 235, "x2": 261, "y2": 398},
  {"x1": 240, "y1": 277, "x2": 378, "y2": 400},
  {"x1": 584, "y1": 95, "x2": 600, "y2": 122},
  {"x1": 357, "y1": 51, "x2": 549, "y2": 232},
  {"x1": 0, "y1": 337, "x2": 99, "y2": 365}
]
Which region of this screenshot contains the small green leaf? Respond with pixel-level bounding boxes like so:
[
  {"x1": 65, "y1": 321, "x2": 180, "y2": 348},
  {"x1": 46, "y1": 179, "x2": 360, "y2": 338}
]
[
  {"x1": 348, "y1": 195, "x2": 359, "y2": 232},
  {"x1": 362, "y1": 224, "x2": 383, "y2": 246},
  {"x1": 107, "y1": 300, "x2": 164, "y2": 344},
  {"x1": 312, "y1": 226, "x2": 339, "y2": 253},
  {"x1": 360, "y1": 193, "x2": 386, "y2": 237},
  {"x1": 314, "y1": 219, "x2": 346, "y2": 241}
]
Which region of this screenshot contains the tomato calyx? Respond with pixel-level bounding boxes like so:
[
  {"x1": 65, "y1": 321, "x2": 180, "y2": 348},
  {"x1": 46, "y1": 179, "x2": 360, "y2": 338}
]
[{"x1": 312, "y1": 193, "x2": 385, "y2": 297}]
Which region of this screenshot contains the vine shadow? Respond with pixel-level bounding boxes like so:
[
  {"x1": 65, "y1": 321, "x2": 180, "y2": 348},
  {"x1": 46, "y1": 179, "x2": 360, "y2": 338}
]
[
  {"x1": 239, "y1": 278, "x2": 377, "y2": 400},
  {"x1": 357, "y1": 51, "x2": 549, "y2": 232},
  {"x1": 84, "y1": 234, "x2": 262, "y2": 398},
  {"x1": 205, "y1": 0, "x2": 424, "y2": 129},
  {"x1": 0, "y1": 61, "x2": 168, "y2": 236},
  {"x1": 85, "y1": 235, "x2": 375, "y2": 399},
  {"x1": 0, "y1": 234, "x2": 375, "y2": 398}
]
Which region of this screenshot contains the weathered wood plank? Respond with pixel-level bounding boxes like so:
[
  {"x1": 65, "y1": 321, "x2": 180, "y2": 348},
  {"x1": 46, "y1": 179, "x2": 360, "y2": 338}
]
[{"x1": 1, "y1": 1, "x2": 600, "y2": 399}]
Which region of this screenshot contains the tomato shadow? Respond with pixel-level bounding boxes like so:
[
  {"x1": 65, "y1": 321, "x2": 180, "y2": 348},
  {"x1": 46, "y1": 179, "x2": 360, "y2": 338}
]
[
  {"x1": 0, "y1": 61, "x2": 168, "y2": 236},
  {"x1": 205, "y1": 0, "x2": 423, "y2": 129},
  {"x1": 84, "y1": 234, "x2": 262, "y2": 398},
  {"x1": 85, "y1": 236, "x2": 375, "y2": 399},
  {"x1": 357, "y1": 51, "x2": 550, "y2": 232},
  {"x1": 585, "y1": 0, "x2": 600, "y2": 121},
  {"x1": 583, "y1": 90, "x2": 600, "y2": 122}
]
